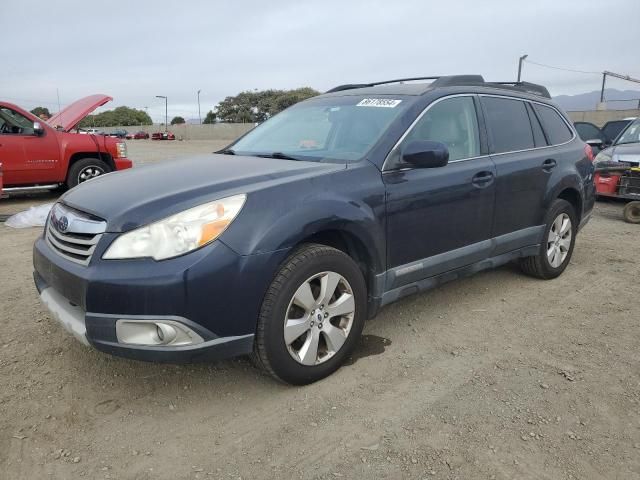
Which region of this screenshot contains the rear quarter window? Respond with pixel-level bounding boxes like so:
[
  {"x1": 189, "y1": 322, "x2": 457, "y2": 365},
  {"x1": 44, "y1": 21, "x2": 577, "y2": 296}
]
[
  {"x1": 533, "y1": 104, "x2": 573, "y2": 145},
  {"x1": 481, "y1": 97, "x2": 535, "y2": 153}
]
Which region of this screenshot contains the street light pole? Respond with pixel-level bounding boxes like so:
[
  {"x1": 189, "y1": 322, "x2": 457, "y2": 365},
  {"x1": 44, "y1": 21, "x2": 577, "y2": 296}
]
[
  {"x1": 517, "y1": 54, "x2": 528, "y2": 82},
  {"x1": 156, "y1": 95, "x2": 167, "y2": 132},
  {"x1": 197, "y1": 90, "x2": 202, "y2": 125}
]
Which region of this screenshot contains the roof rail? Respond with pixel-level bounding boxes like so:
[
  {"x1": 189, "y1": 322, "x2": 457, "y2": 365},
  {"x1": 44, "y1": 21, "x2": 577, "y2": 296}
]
[
  {"x1": 325, "y1": 76, "x2": 551, "y2": 98},
  {"x1": 326, "y1": 76, "x2": 441, "y2": 93},
  {"x1": 485, "y1": 81, "x2": 551, "y2": 98}
]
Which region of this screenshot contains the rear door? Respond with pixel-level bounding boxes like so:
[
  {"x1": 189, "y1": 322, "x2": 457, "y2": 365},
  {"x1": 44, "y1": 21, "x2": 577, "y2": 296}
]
[
  {"x1": 383, "y1": 95, "x2": 496, "y2": 288},
  {"x1": 481, "y1": 95, "x2": 573, "y2": 252},
  {"x1": 481, "y1": 95, "x2": 551, "y2": 247}
]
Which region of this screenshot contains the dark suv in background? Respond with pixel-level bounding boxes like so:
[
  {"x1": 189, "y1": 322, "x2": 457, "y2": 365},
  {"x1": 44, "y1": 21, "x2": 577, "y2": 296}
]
[{"x1": 33, "y1": 75, "x2": 595, "y2": 385}]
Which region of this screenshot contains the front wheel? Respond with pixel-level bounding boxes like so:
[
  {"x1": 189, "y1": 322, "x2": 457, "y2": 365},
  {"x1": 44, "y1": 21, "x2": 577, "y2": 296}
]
[
  {"x1": 252, "y1": 244, "x2": 367, "y2": 385},
  {"x1": 66, "y1": 158, "x2": 111, "y2": 189},
  {"x1": 520, "y1": 199, "x2": 577, "y2": 279}
]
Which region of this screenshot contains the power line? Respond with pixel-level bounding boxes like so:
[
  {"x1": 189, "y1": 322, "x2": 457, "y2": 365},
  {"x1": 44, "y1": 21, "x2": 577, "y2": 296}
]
[{"x1": 524, "y1": 59, "x2": 601, "y2": 75}]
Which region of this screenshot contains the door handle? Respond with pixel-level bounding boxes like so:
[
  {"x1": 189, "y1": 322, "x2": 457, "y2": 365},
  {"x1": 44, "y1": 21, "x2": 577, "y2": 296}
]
[
  {"x1": 542, "y1": 158, "x2": 557, "y2": 171},
  {"x1": 471, "y1": 171, "x2": 494, "y2": 188}
]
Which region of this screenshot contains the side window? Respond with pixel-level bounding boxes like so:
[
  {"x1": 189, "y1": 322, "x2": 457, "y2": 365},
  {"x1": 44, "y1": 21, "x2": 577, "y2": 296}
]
[
  {"x1": 533, "y1": 104, "x2": 573, "y2": 145},
  {"x1": 526, "y1": 103, "x2": 548, "y2": 147},
  {"x1": 0, "y1": 107, "x2": 35, "y2": 135},
  {"x1": 481, "y1": 97, "x2": 534, "y2": 153},
  {"x1": 403, "y1": 96, "x2": 480, "y2": 161}
]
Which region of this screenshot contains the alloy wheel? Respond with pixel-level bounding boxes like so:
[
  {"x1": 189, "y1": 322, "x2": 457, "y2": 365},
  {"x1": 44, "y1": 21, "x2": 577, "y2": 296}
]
[
  {"x1": 284, "y1": 271, "x2": 355, "y2": 366},
  {"x1": 78, "y1": 166, "x2": 105, "y2": 183},
  {"x1": 546, "y1": 213, "x2": 572, "y2": 268}
]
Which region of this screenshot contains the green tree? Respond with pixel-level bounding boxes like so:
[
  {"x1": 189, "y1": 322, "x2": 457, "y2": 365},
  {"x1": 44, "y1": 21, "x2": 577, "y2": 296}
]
[
  {"x1": 203, "y1": 110, "x2": 217, "y2": 124},
  {"x1": 30, "y1": 106, "x2": 51, "y2": 118},
  {"x1": 215, "y1": 87, "x2": 319, "y2": 123},
  {"x1": 170, "y1": 116, "x2": 186, "y2": 125},
  {"x1": 79, "y1": 106, "x2": 152, "y2": 128}
]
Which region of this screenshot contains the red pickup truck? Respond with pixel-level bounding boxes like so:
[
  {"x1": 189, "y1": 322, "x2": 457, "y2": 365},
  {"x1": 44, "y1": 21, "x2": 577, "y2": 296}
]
[{"x1": 0, "y1": 94, "x2": 132, "y2": 194}]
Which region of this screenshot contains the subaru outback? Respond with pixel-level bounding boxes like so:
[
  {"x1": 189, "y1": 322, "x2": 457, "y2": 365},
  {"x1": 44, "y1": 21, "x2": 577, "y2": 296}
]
[{"x1": 33, "y1": 75, "x2": 595, "y2": 385}]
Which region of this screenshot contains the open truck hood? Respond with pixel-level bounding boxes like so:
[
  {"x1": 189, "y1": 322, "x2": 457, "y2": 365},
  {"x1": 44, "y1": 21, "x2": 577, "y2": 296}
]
[{"x1": 47, "y1": 94, "x2": 112, "y2": 132}]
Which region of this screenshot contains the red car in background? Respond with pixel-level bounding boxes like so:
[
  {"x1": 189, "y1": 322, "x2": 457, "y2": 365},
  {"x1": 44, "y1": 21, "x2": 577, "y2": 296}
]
[
  {"x1": 151, "y1": 131, "x2": 175, "y2": 140},
  {"x1": 126, "y1": 131, "x2": 150, "y2": 140},
  {"x1": 0, "y1": 94, "x2": 132, "y2": 192}
]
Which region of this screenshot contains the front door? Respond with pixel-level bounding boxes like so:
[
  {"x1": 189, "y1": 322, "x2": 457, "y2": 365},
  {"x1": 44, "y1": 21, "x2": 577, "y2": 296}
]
[
  {"x1": 383, "y1": 95, "x2": 496, "y2": 290},
  {"x1": 0, "y1": 107, "x2": 60, "y2": 185}
]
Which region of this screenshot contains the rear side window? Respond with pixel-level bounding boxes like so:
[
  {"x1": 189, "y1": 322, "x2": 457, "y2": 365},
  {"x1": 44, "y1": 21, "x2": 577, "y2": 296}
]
[
  {"x1": 533, "y1": 104, "x2": 573, "y2": 145},
  {"x1": 481, "y1": 97, "x2": 534, "y2": 153},
  {"x1": 526, "y1": 103, "x2": 547, "y2": 147}
]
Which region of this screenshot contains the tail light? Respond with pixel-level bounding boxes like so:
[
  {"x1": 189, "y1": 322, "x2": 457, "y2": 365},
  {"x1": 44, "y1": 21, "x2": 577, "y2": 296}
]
[{"x1": 584, "y1": 144, "x2": 594, "y2": 162}]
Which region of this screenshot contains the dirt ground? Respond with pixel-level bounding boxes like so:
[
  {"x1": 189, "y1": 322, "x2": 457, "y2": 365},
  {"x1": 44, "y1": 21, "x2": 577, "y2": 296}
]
[{"x1": 1, "y1": 141, "x2": 639, "y2": 480}]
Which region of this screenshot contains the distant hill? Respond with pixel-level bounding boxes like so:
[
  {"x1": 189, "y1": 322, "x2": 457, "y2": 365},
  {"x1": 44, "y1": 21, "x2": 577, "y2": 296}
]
[{"x1": 553, "y1": 89, "x2": 640, "y2": 111}]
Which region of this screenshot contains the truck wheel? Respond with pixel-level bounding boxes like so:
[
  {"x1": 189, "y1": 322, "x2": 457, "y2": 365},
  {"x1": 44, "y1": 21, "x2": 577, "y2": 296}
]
[
  {"x1": 66, "y1": 158, "x2": 111, "y2": 189},
  {"x1": 252, "y1": 244, "x2": 367, "y2": 385},
  {"x1": 623, "y1": 201, "x2": 640, "y2": 224},
  {"x1": 519, "y1": 199, "x2": 577, "y2": 280}
]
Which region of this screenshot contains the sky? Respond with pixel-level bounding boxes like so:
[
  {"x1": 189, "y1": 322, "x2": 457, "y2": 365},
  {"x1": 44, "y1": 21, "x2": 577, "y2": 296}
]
[{"x1": 3, "y1": 0, "x2": 638, "y2": 122}]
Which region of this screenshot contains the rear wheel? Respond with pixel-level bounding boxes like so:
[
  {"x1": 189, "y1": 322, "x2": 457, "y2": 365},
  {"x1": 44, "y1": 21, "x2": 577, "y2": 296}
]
[
  {"x1": 520, "y1": 199, "x2": 577, "y2": 279},
  {"x1": 66, "y1": 158, "x2": 111, "y2": 189},
  {"x1": 623, "y1": 201, "x2": 640, "y2": 224},
  {"x1": 252, "y1": 244, "x2": 367, "y2": 385}
]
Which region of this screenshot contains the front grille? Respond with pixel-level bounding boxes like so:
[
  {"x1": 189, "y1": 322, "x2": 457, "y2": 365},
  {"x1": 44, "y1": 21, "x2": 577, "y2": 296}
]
[
  {"x1": 45, "y1": 203, "x2": 107, "y2": 266},
  {"x1": 46, "y1": 223, "x2": 102, "y2": 265}
]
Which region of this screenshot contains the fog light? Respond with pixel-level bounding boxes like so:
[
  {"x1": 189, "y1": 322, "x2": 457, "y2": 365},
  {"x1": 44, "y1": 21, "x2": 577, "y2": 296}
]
[
  {"x1": 115, "y1": 319, "x2": 204, "y2": 346},
  {"x1": 155, "y1": 323, "x2": 177, "y2": 345}
]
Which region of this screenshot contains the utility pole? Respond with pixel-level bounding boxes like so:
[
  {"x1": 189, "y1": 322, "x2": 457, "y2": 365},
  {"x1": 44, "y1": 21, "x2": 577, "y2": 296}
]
[
  {"x1": 197, "y1": 90, "x2": 202, "y2": 124},
  {"x1": 600, "y1": 71, "x2": 640, "y2": 106},
  {"x1": 156, "y1": 95, "x2": 167, "y2": 132},
  {"x1": 517, "y1": 54, "x2": 528, "y2": 82}
]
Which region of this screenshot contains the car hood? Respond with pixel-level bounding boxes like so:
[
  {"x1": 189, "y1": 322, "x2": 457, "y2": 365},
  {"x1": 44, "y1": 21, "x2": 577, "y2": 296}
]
[
  {"x1": 60, "y1": 154, "x2": 345, "y2": 232},
  {"x1": 600, "y1": 143, "x2": 640, "y2": 164},
  {"x1": 47, "y1": 94, "x2": 112, "y2": 132}
]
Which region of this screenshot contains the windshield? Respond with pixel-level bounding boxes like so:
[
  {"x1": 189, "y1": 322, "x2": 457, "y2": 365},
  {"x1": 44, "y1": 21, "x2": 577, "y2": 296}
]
[
  {"x1": 616, "y1": 118, "x2": 640, "y2": 145},
  {"x1": 229, "y1": 95, "x2": 410, "y2": 162}
]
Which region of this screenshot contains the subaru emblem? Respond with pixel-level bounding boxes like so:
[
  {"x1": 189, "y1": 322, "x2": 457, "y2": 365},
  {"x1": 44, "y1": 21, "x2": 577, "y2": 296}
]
[{"x1": 58, "y1": 216, "x2": 69, "y2": 232}]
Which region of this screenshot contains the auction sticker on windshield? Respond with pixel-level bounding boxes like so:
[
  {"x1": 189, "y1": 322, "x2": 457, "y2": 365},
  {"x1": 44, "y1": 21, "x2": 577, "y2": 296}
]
[{"x1": 356, "y1": 98, "x2": 402, "y2": 108}]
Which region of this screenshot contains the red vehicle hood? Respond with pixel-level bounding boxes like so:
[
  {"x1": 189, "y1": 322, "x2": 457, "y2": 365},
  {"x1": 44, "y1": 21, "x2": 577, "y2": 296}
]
[{"x1": 47, "y1": 94, "x2": 112, "y2": 132}]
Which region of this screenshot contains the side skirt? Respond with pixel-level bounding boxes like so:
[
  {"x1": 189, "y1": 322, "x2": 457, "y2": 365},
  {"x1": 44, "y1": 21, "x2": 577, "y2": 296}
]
[{"x1": 366, "y1": 244, "x2": 539, "y2": 316}]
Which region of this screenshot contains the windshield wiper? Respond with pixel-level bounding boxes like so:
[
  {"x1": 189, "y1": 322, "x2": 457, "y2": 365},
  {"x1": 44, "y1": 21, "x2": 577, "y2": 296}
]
[
  {"x1": 614, "y1": 141, "x2": 640, "y2": 146},
  {"x1": 256, "y1": 152, "x2": 301, "y2": 161},
  {"x1": 217, "y1": 148, "x2": 236, "y2": 155}
]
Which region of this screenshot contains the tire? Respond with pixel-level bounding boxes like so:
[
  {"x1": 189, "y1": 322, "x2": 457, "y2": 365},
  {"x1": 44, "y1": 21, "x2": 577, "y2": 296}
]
[
  {"x1": 252, "y1": 244, "x2": 367, "y2": 385},
  {"x1": 66, "y1": 158, "x2": 111, "y2": 189},
  {"x1": 623, "y1": 201, "x2": 640, "y2": 224},
  {"x1": 519, "y1": 199, "x2": 577, "y2": 280}
]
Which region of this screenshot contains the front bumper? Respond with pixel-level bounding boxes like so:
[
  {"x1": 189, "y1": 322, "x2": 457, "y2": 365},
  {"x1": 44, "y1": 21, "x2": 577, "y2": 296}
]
[
  {"x1": 33, "y1": 233, "x2": 290, "y2": 363},
  {"x1": 114, "y1": 157, "x2": 133, "y2": 171}
]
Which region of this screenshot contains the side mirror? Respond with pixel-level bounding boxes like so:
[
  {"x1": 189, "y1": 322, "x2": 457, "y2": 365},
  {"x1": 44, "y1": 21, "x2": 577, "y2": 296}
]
[
  {"x1": 585, "y1": 139, "x2": 603, "y2": 149},
  {"x1": 402, "y1": 140, "x2": 449, "y2": 168},
  {"x1": 33, "y1": 122, "x2": 45, "y2": 136}
]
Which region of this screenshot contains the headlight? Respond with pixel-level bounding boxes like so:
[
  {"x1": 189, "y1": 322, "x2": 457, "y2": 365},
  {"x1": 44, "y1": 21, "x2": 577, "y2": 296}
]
[
  {"x1": 594, "y1": 152, "x2": 612, "y2": 165},
  {"x1": 103, "y1": 194, "x2": 246, "y2": 260},
  {"x1": 116, "y1": 142, "x2": 127, "y2": 158}
]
